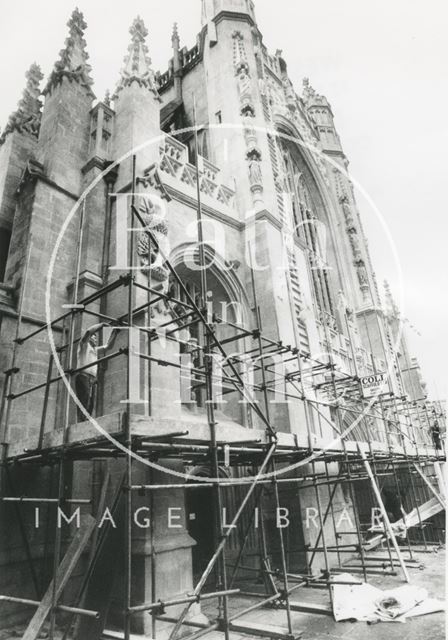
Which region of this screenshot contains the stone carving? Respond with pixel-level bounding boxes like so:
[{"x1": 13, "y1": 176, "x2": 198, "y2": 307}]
[
  {"x1": 356, "y1": 262, "x2": 368, "y2": 286},
  {"x1": 248, "y1": 158, "x2": 262, "y2": 187},
  {"x1": 232, "y1": 30, "x2": 248, "y2": 72},
  {"x1": 231, "y1": 31, "x2": 264, "y2": 206},
  {"x1": 246, "y1": 146, "x2": 262, "y2": 162},
  {"x1": 243, "y1": 114, "x2": 257, "y2": 147},
  {"x1": 232, "y1": 31, "x2": 254, "y2": 110},
  {"x1": 246, "y1": 147, "x2": 263, "y2": 204},
  {"x1": 282, "y1": 76, "x2": 297, "y2": 111},
  {"x1": 260, "y1": 73, "x2": 330, "y2": 189},
  {"x1": 267, "y1": 78, "x2": 284, "y2": 109},
  {"x1": 241, "y1": 103, "x2": 255, "y2": 118},
  {"x1": 0, "y1": 64, "x2": 43, "y2": 145},
  {"x1": 337, "y1": 289, "x2": 354, "y2": 321},
  {"x1": 136, "y1": 197, "x2": 169, "y2": 284},
  {"x1": 339, "y1": 195, "x2": 371, "y2": 301},
  {"x1": 302, "y1": 77, "x2": 316, "y2": 106},
  {"x1": 348, "y1": 233, "x2": 363, "y2": 262},
  {"x1": 236, "y1": 64, "x2": 253, "y2": 109},
  {"x1": 356, "y1": 261, "x2": 370, "y2": 302},
  {"x1": 339, "y1": 195, "x2": 356, "y2": 230},
  {"x1": 44, "y1": 9, "x2": 94, "y2": 96},
  {"x1": 302, "y1": 77, "x2": 332, "y2": 111}
]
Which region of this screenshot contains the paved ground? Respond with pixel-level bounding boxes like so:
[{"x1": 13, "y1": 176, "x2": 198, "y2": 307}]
[
  {"x1": 0, "y1": 547, "x2": 445, "y2": 639},
  {"x1": 201, "y1": 547, "x2": 446, "y2": 640}
]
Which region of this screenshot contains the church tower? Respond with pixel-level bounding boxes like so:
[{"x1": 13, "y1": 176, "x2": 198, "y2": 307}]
[
  {"x1": 302, "y1": 78, "x2": 344, "y2": 156},
  {"x1": 0, "y1": 8, "x2": 95, "y2": 446}
]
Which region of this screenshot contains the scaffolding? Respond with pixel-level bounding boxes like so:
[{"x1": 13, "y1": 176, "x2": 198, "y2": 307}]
[{"x1": 0, "y1": 150, "x2": 445, "y2": 640}]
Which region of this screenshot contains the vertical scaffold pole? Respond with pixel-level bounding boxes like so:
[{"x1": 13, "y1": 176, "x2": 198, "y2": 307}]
[
  {"x1": 150, "y1": 467, "x2": 157, "y2": 639},
  {"x1": 249, "y1": 246, "x2": 293, "y2": 634},
  {"x1": 385, "y1": 327, "x2": 429, "y2": 549},
  {"x1": 367, "y1": 444, "x2": 395, "y2": 572},
  {"x1": 192, "y1": 96, "x2": 230, "y2": 640},
  {"x1": 0, "y1": 236, "x2": 40, "y2": 599},
  {"x1": 403, "y1": 396, "x2": 430, "y2": 548},
  {"x1": 302, "y1": 231, "x2": 341, "y2": 601},
  {"x1": 283, "y1": 240, "x2": 339, "y2": 589},
  {"x1": 37, "y1": 353, "x2": 54, "y2": 449},
  {"x1": 362, "y1": 303, "x2": 415, "y2": 560},
  {"x1": 358, "y1": 447, "x2": 410, "y2": 582},
  {"x1": 0, "y1": 233, "x2": 33, "y2": 461},
  {"x1": 342, "y1": 311, "x2": 369, "y2": 580},
  {"x1": 124, "y1": 155, "x2": 137, "y2": 640},
  {"x1": 50, "y1": 200, "x2": 86, "y2": 639}
]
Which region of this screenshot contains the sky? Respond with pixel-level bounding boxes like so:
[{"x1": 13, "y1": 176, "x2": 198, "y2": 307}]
[{"x1": 0, "y1": 0, "x2": 446, "y2": 400}]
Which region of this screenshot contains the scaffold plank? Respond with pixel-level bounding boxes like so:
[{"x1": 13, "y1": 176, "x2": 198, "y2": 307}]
[
  {"x1": 413, "y1": 463, "x2": 446, "y2": 508},
  {"x1": 22, "y1": 515, "x2": 96, "y2": 640},
  {"x1": 229, "y1": 620, "x2": 302, "y2": 639},
  {"x1": 364, "y1": 497, "x2": 444, "y2": 551},
  {"x1": 358, "y1": 448, "x2": 410, "y2": 582}
]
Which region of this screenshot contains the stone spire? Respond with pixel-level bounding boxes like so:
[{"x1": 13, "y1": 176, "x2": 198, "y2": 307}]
[
  {"x1": 172, "y1": 22, "x2": 180, "y2": 48},
  {"x1": 172, "y1": 22, "x2": 182, "y2": 100},
  {"x1": 0, "y1": 63, "x2": 44, "y2": 145},
  {"x1": 113, "y1": 17, "x2": 160, "y2": 100},
  {"x1": 201, "y1": 0, "x2": 213, "y2": 26},
  {"x1": 44, "y1": 8, "x2": 94, "y2": 96}
]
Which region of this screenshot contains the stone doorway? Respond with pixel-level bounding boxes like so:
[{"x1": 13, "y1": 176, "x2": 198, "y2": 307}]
[
  {"x1": 186, "y1": 466, "x2": 231, "y2": 585},
  {"x1": 187, "y1": 480, "x2": 215, "y2": 583}
]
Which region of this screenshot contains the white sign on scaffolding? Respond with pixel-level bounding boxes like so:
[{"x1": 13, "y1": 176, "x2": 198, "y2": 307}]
[{"x1": 360, "y1": 372, "x2": 388, "y2": 399}]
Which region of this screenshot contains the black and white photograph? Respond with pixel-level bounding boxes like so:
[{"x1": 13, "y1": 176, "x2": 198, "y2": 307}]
[{"x1": 0, "y1": 1, "x2": 445, "y2": 639}]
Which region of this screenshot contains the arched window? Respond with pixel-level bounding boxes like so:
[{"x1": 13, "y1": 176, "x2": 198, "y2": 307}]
[
  {"x1": 279, "y1": 141, "x2": 337, "y2": 331},
  {"x1": 168, "y1": 250, "x2": 250, "y2": 427}
]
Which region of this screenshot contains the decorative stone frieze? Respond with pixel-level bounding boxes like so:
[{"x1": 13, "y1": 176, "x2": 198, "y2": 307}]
[
  {"x1": 339, "y1": 195, "x2": 371, "y2": 302},
  {"x1": 157, "y1": 135, "x2": 235, "y2": 209}
]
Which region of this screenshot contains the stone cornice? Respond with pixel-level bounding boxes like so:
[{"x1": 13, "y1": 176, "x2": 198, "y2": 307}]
[
  {"x1": 90, "y1": 101, "x2": 115, "y2": 117},
  {"x1": 0, "y1": 305, "x2": 64, "y2": 332},
  {"x1": 81, "y1": 156, "x2": 108, "y2": 175},
  {"x1": 213, "y1": 11, "x2": 256, "y2": 28},
  {"x1": 244, "y1": 208, "x2": 283, "y2": 232},
  {"x1": 17, "y1": 159, "x2": 79, "y2": 201},
  {"x1": 355, "y1": 305, "x2": 385, "y2": 317},
  {"x1": 67, "y1": 270, "x2": 103, "y2": 296},
  {"x1": 323, "y1": 148, "x2": 347, "y2": 160}
]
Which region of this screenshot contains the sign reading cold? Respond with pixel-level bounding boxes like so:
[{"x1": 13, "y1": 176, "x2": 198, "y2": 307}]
[{"x1": 360, "y1": 373, "x2": 388, "y2": 399}]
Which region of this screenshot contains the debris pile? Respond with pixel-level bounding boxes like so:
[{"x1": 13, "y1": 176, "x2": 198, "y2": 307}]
[{"x1": 331, "y1": 573, "x2": 445, "y2": 624}]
